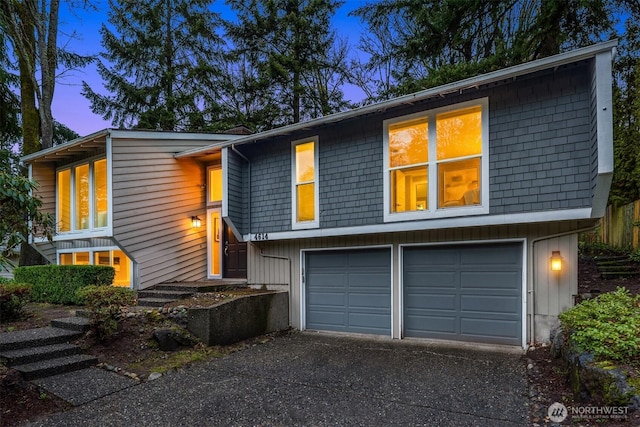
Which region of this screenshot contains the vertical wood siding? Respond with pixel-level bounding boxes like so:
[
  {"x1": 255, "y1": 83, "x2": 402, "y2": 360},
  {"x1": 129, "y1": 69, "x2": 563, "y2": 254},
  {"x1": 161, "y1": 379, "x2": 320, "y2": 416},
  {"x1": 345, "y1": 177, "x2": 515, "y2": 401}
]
[{"x1": 111, "y1": 138, "x2": 209, "y2": 289}]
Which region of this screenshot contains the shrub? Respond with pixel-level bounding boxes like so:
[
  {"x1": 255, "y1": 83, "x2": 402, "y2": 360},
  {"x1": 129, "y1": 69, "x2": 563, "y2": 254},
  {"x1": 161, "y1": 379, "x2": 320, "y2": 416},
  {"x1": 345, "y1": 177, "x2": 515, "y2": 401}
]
[
  {"x1": 14, "y1": 265, "x2": 115, "y2": 304},
  {"x1": 76, "y1": 285, "x2": 136, "y2": 341},
  {"x1": 0, "y1": 277, "x2": 13, "y2": 285},
  {"x1": 559, "y1": 287, "x2": 640, "y2": 363},
  {"x1": 0, "y1": 283, "x2": 32, "y2": 322}
]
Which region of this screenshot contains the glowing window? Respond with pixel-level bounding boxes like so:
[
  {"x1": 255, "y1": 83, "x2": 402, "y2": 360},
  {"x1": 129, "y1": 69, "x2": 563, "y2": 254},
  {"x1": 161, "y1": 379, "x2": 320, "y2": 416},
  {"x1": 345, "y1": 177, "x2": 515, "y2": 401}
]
[
  {"x1": 208, "y1": 167, "x2": 222, "y2": 203},
  {"x1": 57, "y1": 169, "x2": 71, "y2": 232},
  {"x1": 59, "y1": 249, "x2": 132, "y2": 287},
  {"x1": 56, "y1": 158, "x2": 109, "y2": 233},
  {"x1": 384, "y1": 100, "x2": 487, "y2": 219},
  {"x1": 292, "y1": 139, "x2": 318, "y2": 227}
]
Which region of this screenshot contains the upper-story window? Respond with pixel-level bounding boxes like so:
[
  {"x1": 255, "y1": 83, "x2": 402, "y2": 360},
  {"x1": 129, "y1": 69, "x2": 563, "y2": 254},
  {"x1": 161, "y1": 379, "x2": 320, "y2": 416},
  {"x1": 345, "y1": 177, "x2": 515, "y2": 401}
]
[
  {"x1": 384, "y1": 98, "x2": 488, "y2": 222},
  {"x1": 57, "y1": 158, "x2": 108, "y2": 233},
  {"x1": 292, "y1": 137, "x2": 319, "y2": 229},
  {"x1": 207, "y1": 165, "x2": 222, "y2": 205}
]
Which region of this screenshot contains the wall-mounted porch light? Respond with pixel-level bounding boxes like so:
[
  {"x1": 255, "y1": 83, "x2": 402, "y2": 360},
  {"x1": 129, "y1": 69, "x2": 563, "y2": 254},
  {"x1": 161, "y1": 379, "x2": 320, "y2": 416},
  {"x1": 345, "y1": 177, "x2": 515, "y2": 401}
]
[
  {"x1": 550, "y1": 250, "x2": 563, "y2": 272},
  {"x1": 191, "y1": 216, "x2": 202, "y2": 228}
]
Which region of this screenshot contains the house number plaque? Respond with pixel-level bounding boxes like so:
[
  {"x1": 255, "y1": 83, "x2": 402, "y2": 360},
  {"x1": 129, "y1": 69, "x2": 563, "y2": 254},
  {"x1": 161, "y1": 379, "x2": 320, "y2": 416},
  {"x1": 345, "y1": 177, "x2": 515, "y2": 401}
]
[{"x1": 254, "y1": 233, "x2": 269, "y2": 241}]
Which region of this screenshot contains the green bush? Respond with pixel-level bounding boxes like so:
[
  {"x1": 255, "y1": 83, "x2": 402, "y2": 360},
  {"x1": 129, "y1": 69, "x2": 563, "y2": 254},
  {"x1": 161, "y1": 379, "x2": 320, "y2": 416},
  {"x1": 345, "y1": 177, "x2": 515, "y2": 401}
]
[
  {"x1": 14, "y1": 265, "x2": 115, "y2": 304},
  {"x1": 0, "y1": 283, "x2": 32, "y2": 322},
  {"x1": 630, "y1": 248, "x2": 640, "y2": 263},
  {"x1": 76, "y1": 285, "x2": 136, "y2": 341},
  {"x1": 0, "y1": 277, "x2": 13, "y2": 285},
  {"x1": 559, "y1": 287, "x2": 640, "y2": 363}
]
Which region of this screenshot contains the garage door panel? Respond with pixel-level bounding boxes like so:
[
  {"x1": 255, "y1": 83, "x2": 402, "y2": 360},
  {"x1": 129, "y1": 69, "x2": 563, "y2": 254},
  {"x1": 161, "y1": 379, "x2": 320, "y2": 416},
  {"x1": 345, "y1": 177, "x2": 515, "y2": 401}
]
[
  {"x1": 306, "y1": 291, "x2": 345, "y2": 307},
  {"x1": 405, "y1": 294, "x2": 456, "y2": 310},
  {"x1": 404, "y1": 250, "x2": 457, "y2": 266},
  {"x1": 459, "y1": 246, "x2": 522, "y2": 265},
  {"x1": 405, "y1": 315, "x2": 456, "y2": 334},
  {"x1": 460, "y1": 271, "x2": 521, "y2": 289},
  {"x1": 460, "y1": 318, "x2": 520, "y2": 339},
  {"x1": 460, "y1": 295, "x2": 520, "y2": 314},
  {"x1": 405, "y1": 271, "x2": 457, "y2": 287},
  {"x1": 403, "y1": 243, "x2": 522, "y2": 345},
  {"x1": 347, "y1": 273, "x2": 390, "y2": 288},
  {"x1": 348, "y1": 293, "x2": 390, "y2": 309},
  {"x1": 306, "y1": 249, "x2": 391, "y2": 336},
  {"x1": 306, "y1": 310, "x2": 347, "y2": 328}
]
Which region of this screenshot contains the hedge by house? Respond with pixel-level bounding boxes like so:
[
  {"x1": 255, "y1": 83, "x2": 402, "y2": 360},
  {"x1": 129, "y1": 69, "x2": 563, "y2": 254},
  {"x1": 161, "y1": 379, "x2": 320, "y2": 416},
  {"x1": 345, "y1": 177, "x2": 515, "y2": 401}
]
[{"x1": 14, "y1": 265, "x2": 115, "y2": 304}]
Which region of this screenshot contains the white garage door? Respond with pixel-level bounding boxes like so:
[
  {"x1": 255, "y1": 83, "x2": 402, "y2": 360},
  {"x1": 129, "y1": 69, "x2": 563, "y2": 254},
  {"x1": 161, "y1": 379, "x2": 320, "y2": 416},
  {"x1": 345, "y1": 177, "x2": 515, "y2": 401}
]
[
  {"x1": 305, "y1": 248, "x2": 391, "y2": 335},
  {"x1": 403, "y1": 243, "x2": 523, "y2": 345}
]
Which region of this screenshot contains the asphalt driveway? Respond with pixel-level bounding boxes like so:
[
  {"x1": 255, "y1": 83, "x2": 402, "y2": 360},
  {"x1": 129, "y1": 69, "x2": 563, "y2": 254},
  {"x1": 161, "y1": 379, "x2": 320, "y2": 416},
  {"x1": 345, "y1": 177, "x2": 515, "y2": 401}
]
[{"x1": 31, "y1": 332, "x2": 528, "y2": 426}]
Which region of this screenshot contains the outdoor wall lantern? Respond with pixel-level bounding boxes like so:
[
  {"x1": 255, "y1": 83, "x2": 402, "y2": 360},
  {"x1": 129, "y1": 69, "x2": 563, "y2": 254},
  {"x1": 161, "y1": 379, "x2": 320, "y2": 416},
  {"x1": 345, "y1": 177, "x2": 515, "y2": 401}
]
[
  {"x1": 191, "y1": 216, "x2": 202, "y2": 228},
  {"x1": 550, "y1": 250, "x2": 563, "y2": 272}
]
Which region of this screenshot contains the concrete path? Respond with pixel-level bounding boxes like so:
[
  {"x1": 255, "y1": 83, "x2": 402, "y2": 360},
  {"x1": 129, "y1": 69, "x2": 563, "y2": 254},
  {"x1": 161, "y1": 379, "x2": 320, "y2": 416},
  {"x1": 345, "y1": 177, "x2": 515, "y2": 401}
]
[{"x1": 29, "y1": 333, "x2": 528, "y2": 426}]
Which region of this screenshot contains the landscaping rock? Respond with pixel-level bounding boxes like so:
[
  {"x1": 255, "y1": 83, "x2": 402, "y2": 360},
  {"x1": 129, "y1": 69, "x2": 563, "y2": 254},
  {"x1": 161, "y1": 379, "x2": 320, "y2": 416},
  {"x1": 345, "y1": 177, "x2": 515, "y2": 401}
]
[{"x1": 152, "y1": 328, "x2": 197, "y2": 351}]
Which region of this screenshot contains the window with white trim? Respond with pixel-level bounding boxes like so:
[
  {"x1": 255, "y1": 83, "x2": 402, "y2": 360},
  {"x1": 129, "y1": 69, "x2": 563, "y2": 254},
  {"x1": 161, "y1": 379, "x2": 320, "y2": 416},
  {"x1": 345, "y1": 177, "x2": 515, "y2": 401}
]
[
  {"x1": 292, "y1": 137, "x2": 319, "y2": 229},
  {"x1": 384, "y1": 99, "x2": 489, "y2": 221},
  {"x1": 59, "y1": 249, "x2": 132, "y2": 287},
  {"x1": 57, "y1": 158, "x2": 108, "y2": 233}
]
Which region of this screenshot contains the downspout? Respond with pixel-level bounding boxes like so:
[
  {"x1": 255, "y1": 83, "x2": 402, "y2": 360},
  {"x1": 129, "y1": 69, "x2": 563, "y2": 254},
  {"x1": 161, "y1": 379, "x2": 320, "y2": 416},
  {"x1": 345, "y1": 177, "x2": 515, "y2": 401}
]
[
  {"x1": 527, "y1": 225, "x2": 597, "y2": 346},
  {"x1": 231, "y1": 144, "x2": 251, "y2": 236}
]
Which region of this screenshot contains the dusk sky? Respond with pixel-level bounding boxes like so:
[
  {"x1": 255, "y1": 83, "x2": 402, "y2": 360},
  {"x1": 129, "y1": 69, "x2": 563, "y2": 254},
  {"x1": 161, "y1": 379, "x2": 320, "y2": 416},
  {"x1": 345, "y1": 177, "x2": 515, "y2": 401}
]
[{"x1": 54, "y1": 0, "x2": 368, "y2": 137}]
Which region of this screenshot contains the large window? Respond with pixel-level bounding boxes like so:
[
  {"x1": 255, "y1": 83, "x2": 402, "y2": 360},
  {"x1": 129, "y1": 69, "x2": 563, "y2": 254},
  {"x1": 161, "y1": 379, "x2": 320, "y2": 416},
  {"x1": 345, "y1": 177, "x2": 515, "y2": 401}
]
[
  {"x1": 384, "y1": 99, "x2": 488, "y2": 221},
  {"x1": 59, "y1": 249, "x2": 131, "y2": 287},
  {"x1": 57, "y1": 158, "x2": 108, "y2": 233},
  {"x1": 292, "y1": 137, "x2": 319, "y2": 229}
]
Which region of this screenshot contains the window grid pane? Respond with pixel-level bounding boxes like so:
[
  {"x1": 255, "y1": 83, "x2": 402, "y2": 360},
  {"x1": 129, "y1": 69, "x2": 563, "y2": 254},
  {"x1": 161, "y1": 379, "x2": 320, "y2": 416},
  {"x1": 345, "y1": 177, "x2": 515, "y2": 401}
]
[
  {"x1": 57, "y1": 170, "x2": 71, "y2": 232},
  {"x1": 295, "y1": 142, "x2": 315, "y2": 183},
  {"x1": 297, "y1": 183, "x2": 315, "y2": 222},
  {"x1": 94, "y1": 159, "x2": 108, "y2": 227},
  {"x1": 75, "y1": 164, "x2": 90, "y2": 230},
  {"x1": 389, "y1": 120, "x2": 428, "y2": 167},
  {"x1": 391, "y1": 166, "x2": 428, "y2": 213}
]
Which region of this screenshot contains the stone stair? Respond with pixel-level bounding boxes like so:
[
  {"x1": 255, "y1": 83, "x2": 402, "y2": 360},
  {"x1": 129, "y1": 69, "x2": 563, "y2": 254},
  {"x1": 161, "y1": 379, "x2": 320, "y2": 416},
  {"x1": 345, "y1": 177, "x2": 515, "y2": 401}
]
[
  {"x1": 137, "y1": 280, "x2": 248, "y2": 308},
  {"x1": 596, "y1": 255, "x2": 640, "y2": 279},
  {"x1": 0, "y1": 317, "x2": 97, "y2": 381}
]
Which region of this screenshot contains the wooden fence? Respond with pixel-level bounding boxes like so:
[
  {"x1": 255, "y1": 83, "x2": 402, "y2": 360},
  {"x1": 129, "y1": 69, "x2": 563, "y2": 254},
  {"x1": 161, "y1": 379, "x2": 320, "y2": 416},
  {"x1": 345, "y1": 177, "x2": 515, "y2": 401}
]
[{"x1": 597, "y1": 200, "x2": 640, "y2": 249}]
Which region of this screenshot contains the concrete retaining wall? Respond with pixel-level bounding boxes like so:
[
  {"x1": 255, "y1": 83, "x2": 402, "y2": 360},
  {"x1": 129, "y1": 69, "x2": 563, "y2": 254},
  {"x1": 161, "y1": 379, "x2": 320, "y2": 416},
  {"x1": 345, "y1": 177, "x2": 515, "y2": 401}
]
[{"x1": 187, "y1": 291, "x2": 289, "y2": 345}]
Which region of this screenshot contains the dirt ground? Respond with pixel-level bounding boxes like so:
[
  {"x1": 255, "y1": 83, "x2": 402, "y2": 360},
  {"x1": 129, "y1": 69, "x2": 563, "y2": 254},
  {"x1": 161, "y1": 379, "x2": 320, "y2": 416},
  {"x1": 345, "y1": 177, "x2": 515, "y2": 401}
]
[{"x1": 2, "y1": 257, "x2": 640, "y2": 426}]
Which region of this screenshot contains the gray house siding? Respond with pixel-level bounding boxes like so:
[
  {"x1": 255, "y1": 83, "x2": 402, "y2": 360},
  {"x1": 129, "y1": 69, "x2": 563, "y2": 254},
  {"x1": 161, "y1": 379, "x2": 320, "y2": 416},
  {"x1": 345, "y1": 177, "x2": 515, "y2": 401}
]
[
  {"x1": 225, "y1": 148, "x2": 249, "y2": 236},
  {"x1": 241, "y1": 62, "x2": 594, "y2": 235}
]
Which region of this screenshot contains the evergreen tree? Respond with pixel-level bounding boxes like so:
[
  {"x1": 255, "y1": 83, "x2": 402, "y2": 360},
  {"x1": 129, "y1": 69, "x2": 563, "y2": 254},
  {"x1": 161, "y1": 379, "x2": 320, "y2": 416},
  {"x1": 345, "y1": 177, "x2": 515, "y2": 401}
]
[
  {"x1": 351, "y1": 0, "x2": 614, "y2": 99},
  {"x1": 610, "y1": 8, "x2": 640, "y2": 206},
  {"x1": 225, "y1": 0, "x2": 350, "y2": 127},
  {"x1": 83, "y1": 0, "x2": 224, "y2": 131}
]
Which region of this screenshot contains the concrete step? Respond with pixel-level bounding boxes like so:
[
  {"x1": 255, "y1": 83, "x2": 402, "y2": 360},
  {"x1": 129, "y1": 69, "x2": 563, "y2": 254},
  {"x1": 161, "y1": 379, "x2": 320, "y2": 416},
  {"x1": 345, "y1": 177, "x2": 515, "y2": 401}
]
[
  {"x1": 136, "y1": 297, "x2": 177, "y2": 308},
  {"x1": 137, "y1": 289, "x2": 194, "y2": 300},
  {"x1": 0, "y1": 327, "x2": 82, "y2": 352},
  {"x1": 50, "y1": 316, "x2": 92, "y2": 333},
  {"x1": 153, "y1": 280, "x2": 248, "y2": 293},
  {"x1": 13, "y1": 353, "x2": 98, "y2": 380},
  {"x1": 0, "y1": 343, "x2": 82, "y2": 366}
]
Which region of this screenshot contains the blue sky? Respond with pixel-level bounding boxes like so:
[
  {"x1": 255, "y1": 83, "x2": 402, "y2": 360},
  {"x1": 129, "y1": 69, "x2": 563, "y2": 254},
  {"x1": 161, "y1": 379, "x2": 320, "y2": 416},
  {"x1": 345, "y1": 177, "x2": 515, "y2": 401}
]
[{"x1": 54, "y1": 0, "x2": 368, "y2": 136}]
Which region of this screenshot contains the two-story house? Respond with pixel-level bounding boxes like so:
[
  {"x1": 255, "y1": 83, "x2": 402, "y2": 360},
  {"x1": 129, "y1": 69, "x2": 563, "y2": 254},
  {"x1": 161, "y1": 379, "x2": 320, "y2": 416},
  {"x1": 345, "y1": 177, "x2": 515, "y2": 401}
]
[{"x1": 23, "y1": 40, "x2": 616, "y2": 347}]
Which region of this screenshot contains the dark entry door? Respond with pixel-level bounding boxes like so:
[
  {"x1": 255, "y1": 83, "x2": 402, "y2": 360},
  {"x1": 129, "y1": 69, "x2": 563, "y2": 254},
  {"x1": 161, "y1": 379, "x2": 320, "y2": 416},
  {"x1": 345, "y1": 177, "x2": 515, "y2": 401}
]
[{"x1": 223, "y1": 223, "x2": 247, "y2": 278}]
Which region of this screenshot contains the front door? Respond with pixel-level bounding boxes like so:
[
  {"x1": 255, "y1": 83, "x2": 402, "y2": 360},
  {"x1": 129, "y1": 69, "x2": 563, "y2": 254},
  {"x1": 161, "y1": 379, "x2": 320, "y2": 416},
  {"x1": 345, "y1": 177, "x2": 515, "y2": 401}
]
[{"x1": 223, "y1": 223, "x2": 247, "y2": 278}]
